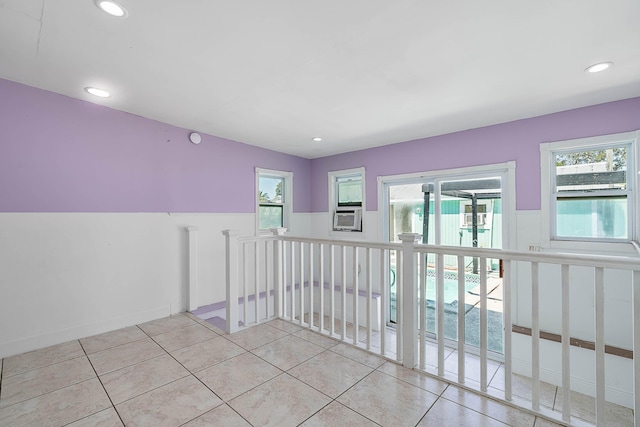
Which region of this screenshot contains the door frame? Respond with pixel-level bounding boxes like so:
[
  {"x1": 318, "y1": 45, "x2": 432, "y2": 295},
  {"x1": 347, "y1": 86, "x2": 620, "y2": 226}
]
[{"x1": 377, "y1": 161, "x2": 517, "y2": 327}]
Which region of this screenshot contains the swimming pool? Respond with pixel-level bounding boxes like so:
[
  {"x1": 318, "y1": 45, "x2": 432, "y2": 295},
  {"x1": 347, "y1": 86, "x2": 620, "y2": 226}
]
[{"x1": 390, "y1": 269, "x2": 480, "y2": 304}]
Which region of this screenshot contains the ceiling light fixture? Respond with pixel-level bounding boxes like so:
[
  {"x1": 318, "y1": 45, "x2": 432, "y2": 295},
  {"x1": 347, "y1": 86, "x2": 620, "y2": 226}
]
[
  {"x1": 585, "y1": 62, "x2": 613, "y2": 73},
  {"x1": 95, "y1": 0, "x2": 128, "y2": 17},
  {"x1": 84, "y1": 87, "x2": 111, "y2": 98},
  {"x1": 312, "y1": 137, "x2": 323, "y2": 142}
]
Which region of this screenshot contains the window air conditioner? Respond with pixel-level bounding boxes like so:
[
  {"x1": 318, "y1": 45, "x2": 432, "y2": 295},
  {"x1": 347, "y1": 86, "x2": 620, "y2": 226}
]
[{"x1": 333, "y1": 208, "x2": 362, "y2": 231}]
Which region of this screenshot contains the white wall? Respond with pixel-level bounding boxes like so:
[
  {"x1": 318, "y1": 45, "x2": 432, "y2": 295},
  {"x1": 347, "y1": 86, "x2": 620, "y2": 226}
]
[{"x1": 0, "y1": 212, "x2": 253, "y2": 359}]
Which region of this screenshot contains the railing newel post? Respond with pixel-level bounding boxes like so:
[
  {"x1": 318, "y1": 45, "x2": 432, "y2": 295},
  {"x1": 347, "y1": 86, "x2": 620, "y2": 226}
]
[
  {"x1": 222, "y1": 229, "x2": 241, "y2": 333},
  {"x1": 399, "y1": 233, "x2": 420, "y2": 369},
  {"x1": 186, "y1": 226, "x2": 199, "y2": 312}
]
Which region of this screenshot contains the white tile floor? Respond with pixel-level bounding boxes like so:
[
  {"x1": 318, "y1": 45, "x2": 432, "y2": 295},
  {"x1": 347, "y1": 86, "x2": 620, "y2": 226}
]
[{"x1": 0, "y1": 313, "x2": 632, "y2": 426}]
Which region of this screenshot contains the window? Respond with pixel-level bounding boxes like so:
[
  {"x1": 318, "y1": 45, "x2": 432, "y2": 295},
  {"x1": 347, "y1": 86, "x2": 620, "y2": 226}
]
[
  {"x1": 462, "y1": 203, "x2": 488, "y2": 227},
  {"x1": 256, "y1": 168, "x2": 292, "y2": 233},
  {"x1": 328, "y1": 168, "x2": 365, "y2": 232},
  {"x1": 336, "y1": 175, "x2": 363, "y2": 207},
  {"x1": 541, "y1": 131, "x2": 638, "y2": 243}
]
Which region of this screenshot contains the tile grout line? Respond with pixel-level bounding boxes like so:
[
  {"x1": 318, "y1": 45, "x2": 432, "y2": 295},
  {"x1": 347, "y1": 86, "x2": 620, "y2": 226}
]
[
  {"x1": 83, "y1": 319, "x2": 208, "y2": 423},
  {"x1": 284, "y1": 321, "x2": 525, "y2": 426},
  {"x1": 314, "y1": 365, "x2": 391, "y2": 426},
  {"x1": 78, "y1": 338, "x2": 127, "y2": 427},
  {"x1": 0, "y1": 344, "x2": 110, "y2": 412},
  {"x1": 143, "y1": 320, "x2": 247, "y2": 426},
  {"x1": 0, "y1": 349, "x2": 87, "y2": 380},
  {"x1": 178, "y1": 320, "x2": 307, "y2": 426},
  {"x1": 84, "y1": 317, "x2": 225, "y2": 426},
  {"x1": 182, "y1": 321, "x2": 360, "y2": 426},
  {"x1": 6, "y1": 314, "x2": 622, "y2": 426}
]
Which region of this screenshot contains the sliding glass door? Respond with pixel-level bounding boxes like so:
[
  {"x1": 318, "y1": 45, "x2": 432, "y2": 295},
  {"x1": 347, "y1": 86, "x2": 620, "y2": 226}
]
[{"x1": 382, "y1": 170, "x2": 506, "y2": 353}]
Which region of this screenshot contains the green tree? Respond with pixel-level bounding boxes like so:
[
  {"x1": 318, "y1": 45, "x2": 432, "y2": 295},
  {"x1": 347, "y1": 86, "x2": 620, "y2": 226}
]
[{"x1": 556, "y1": 148, "x2": 626, "y2": 171}]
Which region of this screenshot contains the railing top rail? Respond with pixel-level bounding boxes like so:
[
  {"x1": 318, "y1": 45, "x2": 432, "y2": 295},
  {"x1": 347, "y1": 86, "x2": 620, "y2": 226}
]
[
  {"x1": 231, "y1": 233, "x2": 639, "y2": 271},
  {"x1": 413, "y1": 243, "x2": 640, "y2": 270},
  {"x1": 277, "y1": 235, "x2": 402, "y2": 251},
  {"x1": 237, "y1": 235, "x2": 280, "y2": 244}
]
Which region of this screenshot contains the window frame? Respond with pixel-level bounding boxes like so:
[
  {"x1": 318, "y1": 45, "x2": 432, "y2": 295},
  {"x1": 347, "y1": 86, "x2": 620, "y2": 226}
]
[
  {"x1": 256, "y1": 168, "x2": 293, "y2": 235},
  {"x1": 328, "y1": 167, "x2": 365, "y2": 233},
  {"x1": 540, "y1": 131, "x2": 638, "y2": 246}
]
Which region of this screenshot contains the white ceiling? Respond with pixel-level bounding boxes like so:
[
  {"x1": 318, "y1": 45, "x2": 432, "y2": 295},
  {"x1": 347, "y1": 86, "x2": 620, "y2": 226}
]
[{"x1": 1, "y1": 0, "x2": 639, "y2": 159}]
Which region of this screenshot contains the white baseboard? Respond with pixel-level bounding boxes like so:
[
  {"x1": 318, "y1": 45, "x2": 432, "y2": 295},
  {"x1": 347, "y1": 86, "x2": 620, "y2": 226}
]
[{"x1": 0, "y1": 305, "x2": 171, "y2": 359}]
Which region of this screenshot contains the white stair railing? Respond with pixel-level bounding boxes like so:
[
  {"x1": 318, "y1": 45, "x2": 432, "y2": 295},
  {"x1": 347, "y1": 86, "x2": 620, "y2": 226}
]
[{"x1": 222, "y1": 229, "x2": 640, "y2": 426}]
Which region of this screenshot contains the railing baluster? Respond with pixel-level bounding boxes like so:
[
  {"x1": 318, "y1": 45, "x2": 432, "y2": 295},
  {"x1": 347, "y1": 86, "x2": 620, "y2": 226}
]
[
  {"x1": 595, "y1": 267, "x2": 605, "y2": 426},
  {"x1": 480, "y1": 257, "x2": 488, "y2": 391},
  {"x1": 282, "y1": 240, "x2": 288, "y2": 320},
  {"x1": 419, "y1": 251, "x2": 426, "y2": 370},
  {"x1": 353, "y1": 245, "x2": 359, "y2": 344},
  {"x1": 458, "y1": 255, "x2": 466, "y2": 384},
  {"x1": 396, "y1": 249, "x2": 403, "y2": 361},
  {"x1": 437, "y1": 253, "x2": 445, "y2": 376},
  {"x1": 561, "y1": 264, "x2": 571, "y2": 422},
  {"x1": 341, "y1": 245, "x2": 347, "y2": 340},
  {"x1": 254, "y1": 241, "x2": 259, "y2": 325},
  {"x1": 265, "y1": 239, "x2": 270, "y2": 320},
  {"x1": 273, "y1": 236, "x2": 281, "y2": 319},
  {"x1": 291, "y1": 241, "x2": 296, "y2": 322},
  {"x1": 309, "y1": 243, "x2": 314, "y2": 329},
  {"x1": 300, "y1": 242, "x2": 304, "y2": 325},
  {"x1": 531, "y1": 261, "x2": 540, "y2": 411},
  {"x1": 380, "y1": 249, "x2": 387, "y2": 356},
  {"x1": 366, "y1": 247, "x2": 372, "y2": 351},
  {"x1": 503, "y1": 259, "x2": 512, "y2": 401},
  {"x1": 633, "y1": 269, "x2": 640, "y2": 427},
  {"x1": 319, "y1": 243, "x2": 325, "y2": 333},
  {"x1": 243, "y1": 242, "x2": 248, "y2": 327},
  {"x1": 330, "y1": 244, "x2": 335, "y2": 336}
]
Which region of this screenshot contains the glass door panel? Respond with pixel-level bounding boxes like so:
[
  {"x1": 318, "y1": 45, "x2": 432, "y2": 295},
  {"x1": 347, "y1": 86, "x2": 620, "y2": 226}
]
[
  {"x1": 387, "y1": 182, "x2": 434, "y2": 324},
  {"x1": 383, "y1": 174, "x2": 505, "y2": 354}
]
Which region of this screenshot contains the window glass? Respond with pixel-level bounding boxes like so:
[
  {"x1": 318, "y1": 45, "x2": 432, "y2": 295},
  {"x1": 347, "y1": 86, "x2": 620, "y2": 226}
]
[
  {"x1": 555, "y1": 147, "x2": 627, "y2": 192},
  {"x1": 258, "y1": 205, "x2": 283, "y2": 229},
  {"x1": 337, "y1": 175, "x2": 362, "y2": 206},
  {"x1": 556, "y1": 197, "x2": 627, "y2": 239},
  {"x1": 259, "y1": 176, "x2": 283, "y2": 204},
  {"x1": 258, "y1": 175, "x2": 284, "y2": 229},
  {"x1": 552, "y1": 144, "x2": 631, "y2": 240}
]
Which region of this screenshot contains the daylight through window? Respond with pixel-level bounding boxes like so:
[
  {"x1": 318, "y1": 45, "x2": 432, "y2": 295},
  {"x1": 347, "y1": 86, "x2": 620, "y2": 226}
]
[
  {"x1": 258, "y1": 175, "x2": 285, "y2": 230},
  {"x1": 552, "y1": 143, "x2": 633, "y2": 240}
]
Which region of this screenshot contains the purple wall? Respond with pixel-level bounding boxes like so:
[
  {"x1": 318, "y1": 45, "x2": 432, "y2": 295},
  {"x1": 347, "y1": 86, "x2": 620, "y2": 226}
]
[
  {"x1": 310, "y1": 97, "x2": 640, "y2": 212},
  {"x1": 0, "y1": 79, "x2": 311, "y2": 213},
  {"x1": 2, "y1": 77, "x2": 638, "y2": 214}
]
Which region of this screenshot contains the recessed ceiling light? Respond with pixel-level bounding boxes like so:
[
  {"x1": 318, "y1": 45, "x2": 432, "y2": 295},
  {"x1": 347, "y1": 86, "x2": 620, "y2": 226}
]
[
  {"x1": 95, "y1": 0, "x2": 128, "y2": 17},
  {"x1": 84, "y1": 87, "x2": 111, "y2": 98},
  {"x1": 312, "y1": 137, "x2": 323, "y2": 142},
  {"x1": 585, "y1": 62, "x2": 613, "y2": 73}
]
